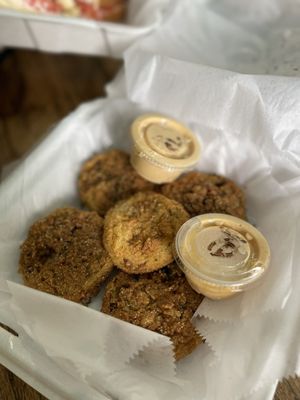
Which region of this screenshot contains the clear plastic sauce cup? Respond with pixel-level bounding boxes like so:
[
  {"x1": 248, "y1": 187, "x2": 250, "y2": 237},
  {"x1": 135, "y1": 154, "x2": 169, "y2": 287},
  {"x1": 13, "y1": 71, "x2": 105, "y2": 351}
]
[
  {"x1": 130, "y1": 114, "x2": 201, "y2": 184},
  {"x1": 174, "y1": 214, "x2": 271, "y2": 300}
]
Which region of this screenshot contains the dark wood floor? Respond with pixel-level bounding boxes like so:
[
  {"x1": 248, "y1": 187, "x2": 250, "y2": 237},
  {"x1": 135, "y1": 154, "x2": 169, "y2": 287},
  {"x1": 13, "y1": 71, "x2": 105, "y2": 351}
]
[{"x1": 0, "y1": 49, "x2": 299, "y2": 400}]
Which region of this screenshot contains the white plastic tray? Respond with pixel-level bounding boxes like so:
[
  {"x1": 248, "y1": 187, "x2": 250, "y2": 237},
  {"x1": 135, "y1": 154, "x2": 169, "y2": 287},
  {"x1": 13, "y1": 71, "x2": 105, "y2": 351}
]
[{"x1": 0, "y1": 0, "x2": 172, "y2": 57}]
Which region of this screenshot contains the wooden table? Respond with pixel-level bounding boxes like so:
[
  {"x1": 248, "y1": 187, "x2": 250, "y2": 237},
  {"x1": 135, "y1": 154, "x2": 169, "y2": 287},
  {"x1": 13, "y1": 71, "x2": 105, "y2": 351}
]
[{"x1": 0, "y1": 49, "x2": 299, "y2": 400}]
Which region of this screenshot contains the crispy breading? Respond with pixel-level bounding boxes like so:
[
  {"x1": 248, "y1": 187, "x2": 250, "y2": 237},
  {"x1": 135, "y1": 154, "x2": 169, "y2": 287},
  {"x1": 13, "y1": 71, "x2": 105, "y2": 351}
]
[
  {"x1": 101, "y1": 264, "x2": 204, "y2": 360},
  {"x1": 78, "y1": 149, "x2": 155, "y2": 216},
  {"x1": 19, "y1": 208, "x2": 114, "y2": 304},
  {"x1": 161, "y1": 171, "x2": 246, "y2": 219}
]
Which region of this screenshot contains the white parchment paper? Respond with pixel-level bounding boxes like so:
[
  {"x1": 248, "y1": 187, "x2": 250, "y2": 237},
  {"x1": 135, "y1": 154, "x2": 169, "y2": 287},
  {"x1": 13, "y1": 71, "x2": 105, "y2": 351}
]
[
  {"x1": 0, "y1": 90, "x2": 299, "y2": 399},
  {"x1": 125, "y1": 0, "x2": 300, "y2": 76}
]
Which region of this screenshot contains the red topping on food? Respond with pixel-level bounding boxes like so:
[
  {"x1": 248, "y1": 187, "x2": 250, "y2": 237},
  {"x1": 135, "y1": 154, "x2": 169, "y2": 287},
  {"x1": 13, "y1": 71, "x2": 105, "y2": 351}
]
[
  {"x1": 27, "y1": 0, "x2": 63, "y2": 13},
  {"x1": 24, "y1": 0, "x2": 126, "y2": 20},
  {"x1": 75, "y1": 0, "x2": 125, "y2": 20}
]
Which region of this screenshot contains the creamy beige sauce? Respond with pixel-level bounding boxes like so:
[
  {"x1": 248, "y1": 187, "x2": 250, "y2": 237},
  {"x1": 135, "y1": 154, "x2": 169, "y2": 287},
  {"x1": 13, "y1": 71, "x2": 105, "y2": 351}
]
[
  {"x1": 186, "y1": 226, "x2": 251, "y2": 270},
  {"x1": 145, "y1": 123, "x2": 193, "y2": 159},
  {"x1": 182, "y1": 223, "x2": 254, "y2": 283}
]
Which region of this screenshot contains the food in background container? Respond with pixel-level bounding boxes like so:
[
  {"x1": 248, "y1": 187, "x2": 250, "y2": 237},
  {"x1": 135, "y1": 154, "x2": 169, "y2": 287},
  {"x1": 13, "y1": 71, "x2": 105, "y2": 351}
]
[
  {"x1": 74, "y1": 0, "x2": 127, "y2": 22},
  {"x1": 174, "y1": 214, "x2": 271, "y2": 300},
  {"x1": 130, "y1": 114, "x2": 201, "y2": 184},
  {"x1": 0, "y1": 0, "x2": 127, "y2": 21}
]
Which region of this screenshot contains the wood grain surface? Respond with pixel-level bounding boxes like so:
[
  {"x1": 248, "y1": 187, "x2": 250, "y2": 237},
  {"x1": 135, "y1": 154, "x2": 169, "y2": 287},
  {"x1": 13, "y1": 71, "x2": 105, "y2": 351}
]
[{"x1": 0, "y1": 49, "x2": 299, "y2": 400}]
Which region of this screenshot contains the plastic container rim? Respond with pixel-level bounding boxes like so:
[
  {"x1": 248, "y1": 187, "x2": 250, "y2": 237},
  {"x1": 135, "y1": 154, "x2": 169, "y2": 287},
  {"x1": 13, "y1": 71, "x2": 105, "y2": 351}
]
[{"x1": 0, "y1": 7, "x2": 163, "y2": 33}]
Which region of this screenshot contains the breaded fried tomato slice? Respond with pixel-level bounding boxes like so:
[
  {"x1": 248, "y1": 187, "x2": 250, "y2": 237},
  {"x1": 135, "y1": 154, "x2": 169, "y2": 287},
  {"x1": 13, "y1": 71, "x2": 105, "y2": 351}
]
[
  {"x1": 78, "y1": 149, "x2": 155, "y2": 216},
  {"x1": 19, "y1": 208, "x2": 114, "y2": 304},
  {"x1": 101, "y1": 264, "x2": 204, "y2": 360},
  {"x1": 161, "y1": 171, "x2": 246, "y2": 219},
  {"x1": 103, "y1": 192, "x2": 189, "y2": 273}
]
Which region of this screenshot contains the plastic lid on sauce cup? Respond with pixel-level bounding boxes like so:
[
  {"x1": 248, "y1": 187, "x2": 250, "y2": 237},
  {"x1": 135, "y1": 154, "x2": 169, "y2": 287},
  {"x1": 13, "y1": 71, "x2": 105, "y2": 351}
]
[
  {"x1": 174, "y1": 214, "x2": 271, "y2": 300},
  {"x1": 130, "y1": 114, "x2": 201, "y2": 183}
]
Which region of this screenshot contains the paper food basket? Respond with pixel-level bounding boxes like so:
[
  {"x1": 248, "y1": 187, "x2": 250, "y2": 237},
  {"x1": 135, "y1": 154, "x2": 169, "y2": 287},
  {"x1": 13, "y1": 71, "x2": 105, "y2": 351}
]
[
  {"x1": 1, "y1": 1, "x2": 300, "y2": 400},
  {"x1": 0, "y1": 0, "x2": 173, "y2": 57}
]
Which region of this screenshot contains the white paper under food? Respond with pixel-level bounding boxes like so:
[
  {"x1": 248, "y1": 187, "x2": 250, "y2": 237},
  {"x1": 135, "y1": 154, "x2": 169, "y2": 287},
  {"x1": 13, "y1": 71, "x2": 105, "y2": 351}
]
[{"x1": 0, "y1": 92, "x2": 299, "y2": 399}]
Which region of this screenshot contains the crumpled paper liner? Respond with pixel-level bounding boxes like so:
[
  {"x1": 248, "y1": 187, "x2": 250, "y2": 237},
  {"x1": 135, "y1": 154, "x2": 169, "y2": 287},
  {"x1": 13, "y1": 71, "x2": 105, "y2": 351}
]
[
  {"x1": 1, "y1": 93, "x2": 299, "y2": 399},
  {"x1": 125, "y1": 0, "x2": 300, "y2": 76}
]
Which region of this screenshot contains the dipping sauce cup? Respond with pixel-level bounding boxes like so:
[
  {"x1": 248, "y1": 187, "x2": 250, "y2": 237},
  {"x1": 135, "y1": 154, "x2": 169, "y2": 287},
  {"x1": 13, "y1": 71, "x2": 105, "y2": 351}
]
[
  {"x1": 174, "y1": 214, "x2": 271, "y2": 300},
  {"x1": 130, "y1": 114, "x2": 201, "y2": 183}
]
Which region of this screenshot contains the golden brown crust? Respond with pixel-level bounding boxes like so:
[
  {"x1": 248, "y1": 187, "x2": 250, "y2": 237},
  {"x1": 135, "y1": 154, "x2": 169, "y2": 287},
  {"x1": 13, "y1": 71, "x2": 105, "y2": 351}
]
[
  {"x1": 78, "y1": 149, "x2": 155, "y2": 216},
  {"x1": 19, "y1": 207, "x2": 114, "y2": 304},
  {"x1": 161, "y1": 171, "x2": 246, "y2": 219},
  {"x1": 101, "y1": 264, "x2": 204, "y2": 360},
  {"x1": 103, "y1": 192, "x2": 190, "y2": 273}
]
